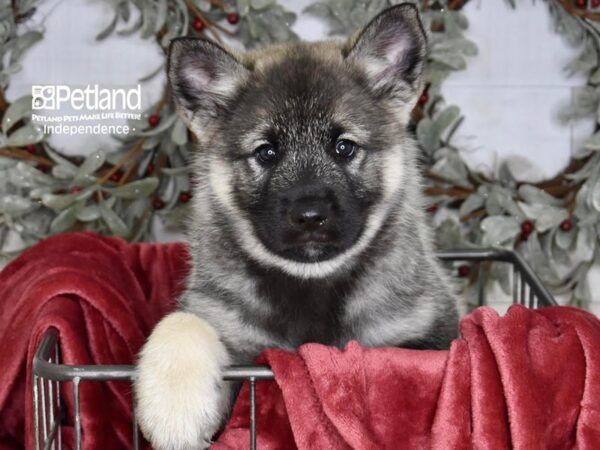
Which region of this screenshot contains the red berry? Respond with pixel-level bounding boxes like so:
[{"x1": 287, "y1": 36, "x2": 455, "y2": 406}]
[
  {"x1": 36, "y1": 164, "x2": 49, "y2": 173},
  {"x1": 593, "y1": 0, "x2": 600, "y2": 7},
  {"x1": 179, "y1": 191, "x2": 192, "y2": 203},
  {"x1": 192, "y1": 18, "x2": 205, "y2": 31},
  {"x1": 69, "y1": 186, "x2": 82, "y2": 194},
  {"x1": 25, "y1": 144, "x2": 37, "y2": 154},
  {"x1": 148, "y1": 114, "x2": 160, "y2": 128},
  {"x1": 418, "y1": 93, "x2": 429, "y2": 105},
  {"x1": 575, "y1": 0, "x2": 587, "y2": 7},
  {"x1": 145, "y1": 163, "x2": 155, "y2": 175},
  {"x1": 426, "y1": 203, "x2": 438, "y2": 213},
  {"x1": 152, "y1": 197, "x2": 165, "y2": 210},
  {"x1": 226, "y1": 12, "x2": 239, "y2": 25},
  {"x1": 560, "y1": 219, "x2": 573, "y2": 232},
  {"x1": 521, "y1": 220, "x2": 534, "y2": 235},
  {"x1": 520, "y1": 220, "x2": 534, "y2": 240},
  {"x1": 457, "y1": 265, "x2": 470, "y2": 278},
  {"x1": 109, "y1": 171, "x2": 122, "y2": 182}
]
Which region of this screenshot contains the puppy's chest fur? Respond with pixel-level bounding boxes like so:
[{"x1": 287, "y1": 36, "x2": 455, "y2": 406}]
[{"x1": 248, "y1": 263, "x2": 359, "y2": 346}]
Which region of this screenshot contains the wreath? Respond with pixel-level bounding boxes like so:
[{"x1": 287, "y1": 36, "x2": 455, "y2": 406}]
[{"x1": 0, "y1": 0, "x2": 598, "y2": 307}]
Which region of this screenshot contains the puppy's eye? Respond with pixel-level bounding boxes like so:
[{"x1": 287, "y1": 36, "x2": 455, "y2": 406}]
[
  {"x1": 335, "y1": 139, "x2": 357, "y2": 159},
  {"x1": 255, "y1": 144, "x2": 278, "y2": 164}
]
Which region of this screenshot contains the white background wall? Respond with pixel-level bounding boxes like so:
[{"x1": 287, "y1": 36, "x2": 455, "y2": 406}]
[{"x1": 6, "y1": 0, "x2": 599, "y2": 314}]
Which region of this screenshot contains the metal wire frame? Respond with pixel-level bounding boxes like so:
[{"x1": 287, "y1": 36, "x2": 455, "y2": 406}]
[{"x1": 32, "y1": 248, "x2": 556, "y2": 450}]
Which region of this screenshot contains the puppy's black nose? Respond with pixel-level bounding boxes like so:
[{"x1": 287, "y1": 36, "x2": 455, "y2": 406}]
[{"x1": 289, "y1": 200, "x2": 330, "y2": 231}]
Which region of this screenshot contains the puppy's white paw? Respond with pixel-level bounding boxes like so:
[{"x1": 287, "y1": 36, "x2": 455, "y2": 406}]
[{"x1": 135, "y1": 312, "x2": 231, "y2": 450}]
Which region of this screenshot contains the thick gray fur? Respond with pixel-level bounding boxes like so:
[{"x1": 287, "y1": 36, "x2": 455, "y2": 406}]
[{"x1": 143, "y1": 3, "x2": 459, "y2": 446}]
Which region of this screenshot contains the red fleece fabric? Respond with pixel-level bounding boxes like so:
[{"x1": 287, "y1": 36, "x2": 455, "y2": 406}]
[
  {"x1": 0, "y1": 233, "x2": 189, "y2": 450},
  {"x1": 1, "y1": 233, "x2": 600, "y2": 449},
  {"x1": 215, "y1": 307, "x2": 600, "y2": 450}
]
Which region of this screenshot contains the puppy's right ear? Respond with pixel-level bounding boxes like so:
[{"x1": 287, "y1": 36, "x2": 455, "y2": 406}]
[{"x1": 168, "y1": 38, "x2": 248, "y2": 137}]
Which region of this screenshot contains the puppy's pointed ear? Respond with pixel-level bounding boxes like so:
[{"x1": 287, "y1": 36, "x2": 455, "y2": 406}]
[
  {"x1": 346, "y1": 4, "x2": 427, "y2": 104},
  {"x1": 168, "y1": 38, "x2": 248, "y2": 136}
]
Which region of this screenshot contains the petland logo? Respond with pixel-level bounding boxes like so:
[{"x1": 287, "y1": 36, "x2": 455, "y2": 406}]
[
  {"x1": 31, "y1": 84, "x2": 142, "y2": 136},
  {"x1": 32, "y1": 84, "x2": 141, "y2": 111}
]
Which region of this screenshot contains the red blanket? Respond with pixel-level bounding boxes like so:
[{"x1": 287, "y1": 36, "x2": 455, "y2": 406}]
[
  {"x1": 0, "y1": 233, "x2": 189, "y2": 449},
  {"x1": 1, "y1": 233, "x2": 599, "y2": 449},
  {"x1": 215, "y1": 306, "x2": 600, "y2": 449}
]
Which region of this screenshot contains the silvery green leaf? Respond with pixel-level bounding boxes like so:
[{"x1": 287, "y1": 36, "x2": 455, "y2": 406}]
[
  {"x1": 237, "y1": 0, "x2": 250, "y2": 16},
  {"x1": 485, "y1": 186, "x2": 518, "y2": 216},
  {"x1": 430, "y1": 153, "x2": 471, "y2": 188},
  {"x1": 567, "y1": 154, "x2": 598, "y2": 181},
  {"x1": 433, "y1": 37, "x2": 477, "y2": 57},
  {"x1": 574, "y1": 277, "x2": 591, "y2": 308},
  {"x1": 160, "y1": 204, "x2": 191, "y2": 230},
  {"x1": 100, "y1": 203, "x2": 129, "y2": 237},
  {"x1": 516, "y1": 202, "x2": 546, "y2": 220},
  {"x1": 556, "y1": 226, "x2": 576, "y2": 250},
  {"x1": 143, "y1": 134, "x2": 162, "y2": 149},
  {"x1": 590, "y1": 177, "x2": 600, "y2": 212},
  {"x1": 76, "y1": 205, "x2": 101, "y2": 222},
  {"x1": 524, "y1": 232, "x2": 558, "y2": 283},
  {"x1": 480, "y1": 215, "x2": 520, "y2": 245},
  {"x1": 517, "y1": 184, "x2": 562, "y2": 206},
  {"x1": 12, "y1": 162, "x2": 56, "y2": 187},
  {"x1": 140, "y1": 1, "x2": 157, "y2": 39},
  {"x1": 303, "y1": 2, "x2": 331, "y2": 17},
  {"x1": 118, "y1": 0, "x2": 131, "y2": 21},
  {"x1": 138, "y1": 114, "x2": 177, "y2": 136},
  {"x1": 583, "y1": 130, "x2": 600, "y2": 152},
  {"x1": 155, "y1": 0, "x2": 168, "y2": 33},
  {"x1": 2, "y1": 95, "x2": 32, "y2": 134},
  {"x1": 29, "y1": 186, "x2": 54, "y2": 199},
  {"x1": 574, "y1": 226, "x2": 594, "y2": 263},
  {"x1": 96, "y1": 12, "x2": 118, "y2": 41},
  {"x1": 176, "y1": 174, "x2": 190, "y2": 192},
  {"x1": 51, "y1": 164, "x2": 77, "y2": 179},
  {"x1": 74, "y1": 150, "x2": 105, "y2": 183},
  {"x1": 490, "y1": 262, "x2": 511, "y2": 295},
  {"x1": 106, "y1": 177, "x2": 158, "y2": 199},
  {"x1": 7, "y1": 123, "x2": 44, "y2": 146},
  {"x1": 50, "y1": 205, "x2": 79, "y2": 234},
  {"x1": 45, "y1": 147, "x2": 78, "y2": 170},
  {"x1": 171, "y1": 118, "x2": 188, "y2": 146},
  {"x1": 175, "y1": 0, "x2": 189, "y2": 36},
  {"x1": 435, "y1": 106, "x2": 461, "y2": 137},
  {"x1": 3, "y1": 62, "x2": 23, "y2": 76},
  {"x1": 0, "y1": 195, "x2": 33, "y2": 215},
  {"x1": 9, "y1": 30, "x2": 42, "y2": 65},
  {"x1": 416, "y1": 118, "x2": 437, "y2": 154},
  {"x1": 117, "y1": 14, "x2": 143, "y2": 36},
  {"x1": 435, "y1": 218, "x2": 463, "y2": 249},
  {"x1": 429, "y1": 50, "x2": 467, "y2": 70},
  {"x1": 251, "y1": 0, "x2": 275, "y2": 9},
  {"x1": 246, "y1": 13, "x2": 260, "y2": 38},
  {"x1": 518, "y1": 202, "x2": 568, "y2": 232},
  {"x1": 591, "y1": 67, "x2": 600, "y2": 84},
  {"x1": 41, "y1": 192, "x2": 79, "y2": 211},
  {"x1": 551, "y1": 241, "x2": 572, "y2": 272}
]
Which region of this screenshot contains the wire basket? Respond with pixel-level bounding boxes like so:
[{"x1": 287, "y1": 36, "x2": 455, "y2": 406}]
[{"x1": 32, "y1": 248, "x2": 556, "y2": 450}]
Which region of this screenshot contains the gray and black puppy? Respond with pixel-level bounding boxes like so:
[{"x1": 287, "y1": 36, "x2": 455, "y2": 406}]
[{"x1": 135, "y1": 4, "x2": 459, "y2": 449}]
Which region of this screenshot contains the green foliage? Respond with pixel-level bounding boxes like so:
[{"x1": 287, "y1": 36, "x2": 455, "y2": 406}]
[{"x1": 0, "y1": 0, "x2": 598, "y2": 308}]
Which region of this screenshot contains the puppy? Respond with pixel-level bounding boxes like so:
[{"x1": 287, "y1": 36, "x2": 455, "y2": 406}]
[{"x1": 135, "y1": 4, "x2": 459, "y2": 449}]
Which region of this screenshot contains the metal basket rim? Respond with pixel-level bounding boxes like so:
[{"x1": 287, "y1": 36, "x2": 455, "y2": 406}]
[{"x1": 32, "y1": 247, "x2": 556, "y2": 382}]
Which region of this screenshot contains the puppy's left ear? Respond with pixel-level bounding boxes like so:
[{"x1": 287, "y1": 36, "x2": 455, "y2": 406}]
[{"x1": 346, "y1": 4, "x2": 427, "y2": 104}]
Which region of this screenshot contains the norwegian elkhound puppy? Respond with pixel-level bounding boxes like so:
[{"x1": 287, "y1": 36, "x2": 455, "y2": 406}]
[{"x1": 135, "y1": 4, "x2": 459, "y2": 449}]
